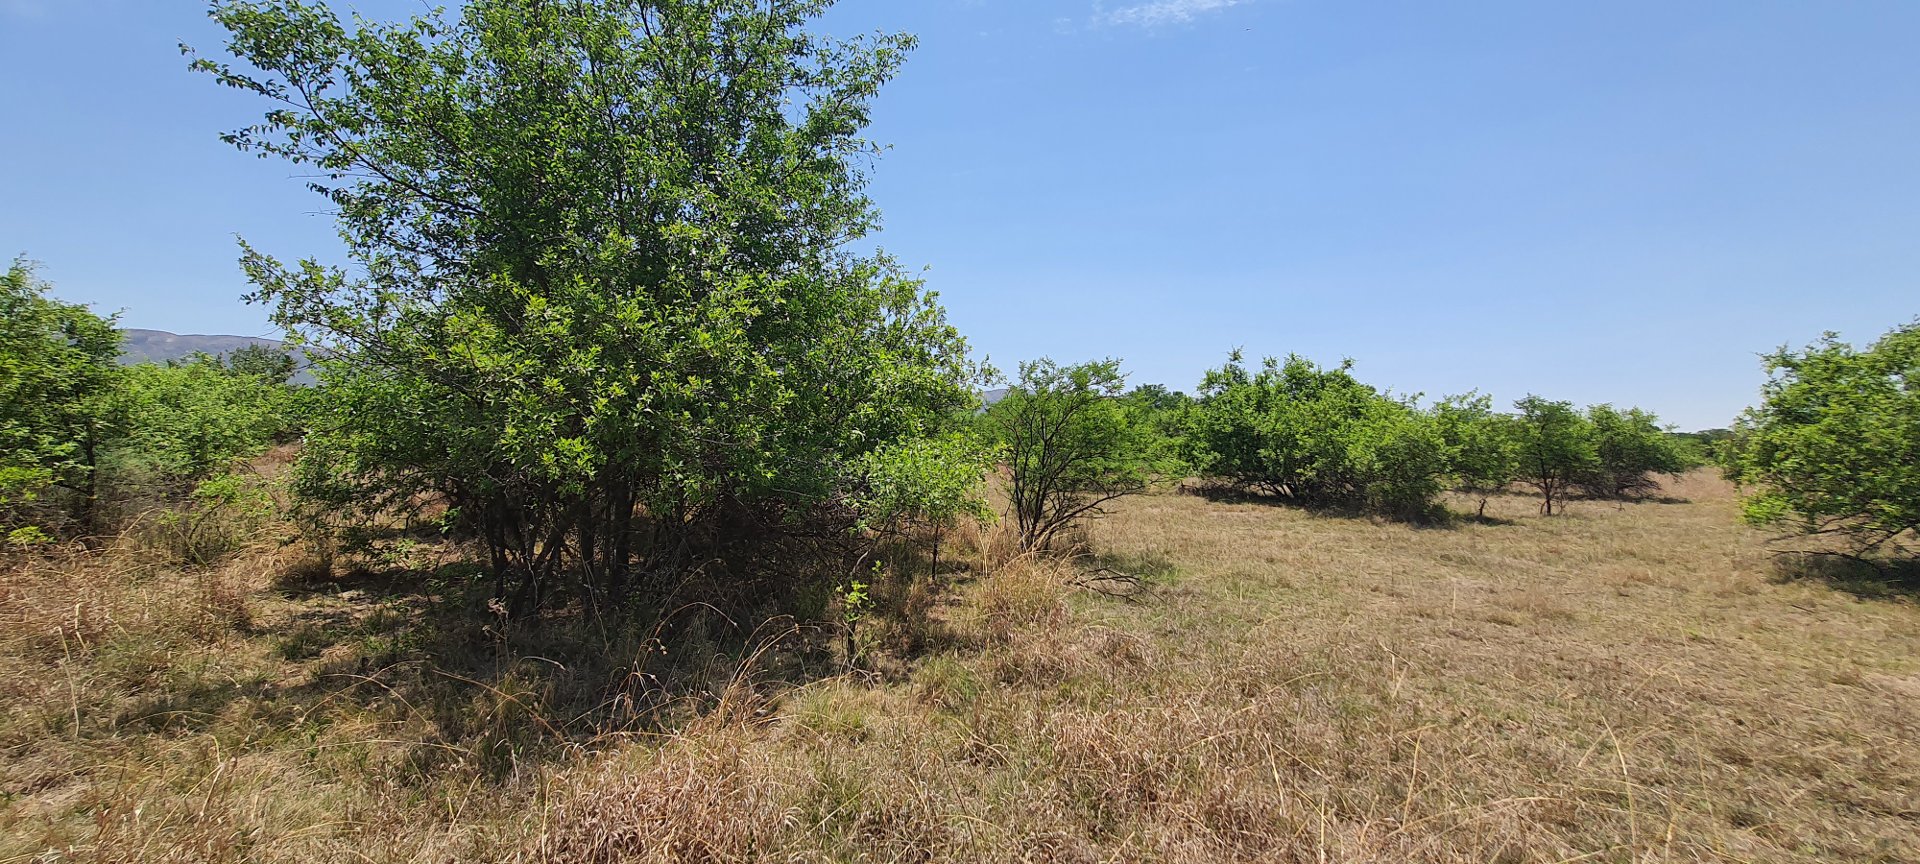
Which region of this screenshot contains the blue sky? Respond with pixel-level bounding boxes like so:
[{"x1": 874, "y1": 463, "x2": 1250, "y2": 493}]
[{"x1": 3, "y1": 0, "x2": 1917, "y2": 430}]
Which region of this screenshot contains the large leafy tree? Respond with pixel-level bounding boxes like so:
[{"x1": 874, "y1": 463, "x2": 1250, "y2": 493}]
[
  {"x1": 0, "y1": 258, "x2": 123, "y2": 537},
  {"x1": 193, "y1": 0, "x2": 974, "y2": 605},
  {"x1": 1732, "y1": 322, "x2": 1920, "y2": 555}
]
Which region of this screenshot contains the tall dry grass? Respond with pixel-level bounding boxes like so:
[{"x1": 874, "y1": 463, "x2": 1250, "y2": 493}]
[{"x1": 3, "y1": 472, "x2": 1917, "y2": 862}]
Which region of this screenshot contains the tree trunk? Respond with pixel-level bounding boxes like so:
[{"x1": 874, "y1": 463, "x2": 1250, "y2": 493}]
[{"x1": 929, "y1": 521, "x2": 941, "y2": 579}]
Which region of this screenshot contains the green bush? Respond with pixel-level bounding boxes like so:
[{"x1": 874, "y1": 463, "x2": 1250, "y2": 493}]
[
  {"x1": 1122, "y1": 383, "x2": 1192, "y2": 450},
  {"x1": 115, "y1": 356, "x2": 299, "y2": 490},
  {"x1": 987, "y1": 359, "x2": 1178, "y2": 550},
  {"x1": 1577, "y1": 404, "x2": 1691, "y2": 500},
  {"x1": 199, "y1": 0, "x2": 977, "y2": 609},
  {"x1": 1184, "y1": 353, "x2": 1445, "y2": 520},
  {"x1": 1730, "y1": 320, "x2": 1920, "y2": 553},
  {"x1": 852, "y1": 432, "x2": 997, "y2": 573},
  {"x1": 1433, "y1": 394, "x2": 1520, "y2": 518},
  {"x1": 0, "y1": 258, "x2": 124, "y2": 536},
  {"x1": 1512, "y1": 396, "x2": 1594, "y2": 516},
  {"x1": 145, "y1": 472, "x2": 277, "y2": 567}
]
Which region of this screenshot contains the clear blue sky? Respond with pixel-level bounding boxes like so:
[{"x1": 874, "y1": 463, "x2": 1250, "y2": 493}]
[{"x1": 3, "y1": 0, "x2": 1917, "y2": 430}]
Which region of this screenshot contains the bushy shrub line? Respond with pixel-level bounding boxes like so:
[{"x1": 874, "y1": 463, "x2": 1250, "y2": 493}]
[
  {"x1": 974, "y1": 351, "x2": 1699, "y2": 545},
  {"x1": 2, "y1": 258, "x2": 300, "y2": 550}
]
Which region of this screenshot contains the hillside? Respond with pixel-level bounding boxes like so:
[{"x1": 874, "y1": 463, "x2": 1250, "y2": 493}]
[
  {"x1": 116, "y1": 328, "x2": 288, "y2": 366},
  {"x1": 117, "y1": 328, "x2": 317, "y2": 384}
]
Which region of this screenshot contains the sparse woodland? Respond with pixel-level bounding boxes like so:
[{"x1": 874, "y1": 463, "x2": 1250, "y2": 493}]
[{"x1": 2, "y1": 1, "x2": 1917, "y2": 861}]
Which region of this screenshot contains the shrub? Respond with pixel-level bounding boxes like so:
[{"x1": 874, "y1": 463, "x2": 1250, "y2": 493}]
[
  {"x1": 0, "y1": 258, "x2": 123, "y2": 536},
  {"x1": 114, "y1": 356, "x2": 298, "y2": 491},
  {"x1": 1433, "y1": 394, "x2": 1519, "y2": 517},
  {"x1": 145, "y1": 473, "x2": 277, "y2": 567},
  {"x1": 1730, "y1": 320, "x2": 1920, "y2": 554},
  {"x1": 1123, "y1": 383, "x2": 1192, "y2": 448},
  {"x1": 1577, "y1": 404, "x2": 1691, "y2": 500},
  {"x1": 1184, "y1": 352, "x2": 1445, "y2": 519},
  {"x1": 986, "y1": 359, "x2": 1177, "y2": 551},
  {"x1": 852, "y1": 432, "x2": 997, "y2": 575},
  {"x1": 1512, "y1": 396, "x2": 1594, "y2": 515}
]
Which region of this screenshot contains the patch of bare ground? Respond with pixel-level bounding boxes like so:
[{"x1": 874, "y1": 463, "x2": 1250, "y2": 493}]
[{"x1": 3, "y1": 471, "x2": 1916, "y2": 862}]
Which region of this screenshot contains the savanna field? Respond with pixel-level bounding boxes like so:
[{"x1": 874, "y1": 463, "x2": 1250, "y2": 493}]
[
  {"x1": 4, "y1": 469, "x2": 1914, "y2": 863},
  {"x1": 6, "y1": 3, "x2": 1920, "y2": 863}
]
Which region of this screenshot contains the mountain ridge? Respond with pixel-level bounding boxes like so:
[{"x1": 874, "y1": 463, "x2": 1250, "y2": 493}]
[{"x1": 117, "y1": 328, "x2": 288, "y2": 366}]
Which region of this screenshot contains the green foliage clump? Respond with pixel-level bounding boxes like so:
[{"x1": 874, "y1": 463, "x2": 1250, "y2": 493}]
[
  {"x1": 117, "y1": 355, "x2": 299, "y2": 489},
  {"x1": 1512, "y1": 396, "x2": 1594, "y2": 516},
  {"x1": 1511, "y1": 397, "x2": 1690, "y2": 514},
  {"x1": 1729, "y1": 321, "x2": 1920, "y2": 553},
  {"x1": 225, "y1": 343, "x2": 298, "y2": 385},
  {"x1": 1123, "y1": 383, "x2": 1192, "y2": 446},
  {"x1": 854, "y1": 434, "x2": 995, "y2": 535},
  {"x1": 853, "y1": 432, "x2": 996, "y2": 573},
  {"x1": 1184, "y1": 352, "x2": 1445, "y2": 520},
  {"x1": 1433, "y1": 393, "x2": 1519, "y2": 518},
  {"x1": 988, "y1": 359, "x2": 1178, "y2": 551},
  {"x1": 0, "y1": 258, "x2": 124, "y2": 535},
  {"x1": 2, "y1": 260, "x2": 302, "y2": 542},
  {"x1": 1577, "y1": 404, "x2": 1691, "y2": 500},
  {"x1": 196, "y1": 0, "x2": 976, "y2": 607},
  {"x1": 148, "y1": 472, "x2": 278, "y2": 567}
]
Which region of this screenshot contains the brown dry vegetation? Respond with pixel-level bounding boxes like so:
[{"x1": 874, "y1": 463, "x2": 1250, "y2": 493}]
[{"x1": 2, "y1": 471, "x2": 1917, "y2": 862}]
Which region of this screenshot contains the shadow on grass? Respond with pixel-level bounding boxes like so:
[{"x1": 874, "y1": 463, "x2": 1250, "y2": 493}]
[
  {"x1": 118, "y1": 558, "x2": 849, "y2": 786},
  {"x1": 1770, "y1": 552, "x2": 1920, "y2": 602},
  {"x1": 1184, "y1": 483, "x2": 1490, "y2": 530},
  {"x1": 1085, "y1": 549, "x2": 1179, "y2": 585},
  {"x1": 1571, "y1": 493, "x2": 1694, "y2": 506},
  {"x1": 1639, "y1": 495, "x2": 1694, "y2": 505}
]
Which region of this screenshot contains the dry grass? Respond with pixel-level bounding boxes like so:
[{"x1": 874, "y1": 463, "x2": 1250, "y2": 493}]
[{"x1": 3, "y1": 472, "x2": 1917, "y2": 862}]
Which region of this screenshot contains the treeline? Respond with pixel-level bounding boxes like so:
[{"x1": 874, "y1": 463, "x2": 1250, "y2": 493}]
[
  {"x1": 1, "y1": 259, "x2": 301, "y2": 549},
  {"x1": 974, "y1": 354, "x2": 1700, "y2": 549}
]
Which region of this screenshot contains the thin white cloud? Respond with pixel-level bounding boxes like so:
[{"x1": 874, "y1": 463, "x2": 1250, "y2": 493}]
[{"x1": 1098, "y1": 0, "x2": 1252, "y2": 28}]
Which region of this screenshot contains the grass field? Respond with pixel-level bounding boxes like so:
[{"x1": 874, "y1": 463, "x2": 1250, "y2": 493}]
[{"x1": 3, "y1": 471, "x2": 1916, "y2": 862}]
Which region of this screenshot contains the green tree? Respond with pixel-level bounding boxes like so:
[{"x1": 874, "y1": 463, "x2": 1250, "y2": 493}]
[
  {"x1": 225, "y1": 343, "x2": 297, "y2": 385},
  {"x1": 1184, "y1": 352, "x2": 1445, "y2": 519},
  {"x1": 852, "y1": 432, "x2": 996, "y2": 576},
  {"x1": 1578, "y1": 404, "x2": 1690, "y2": 500},
  {"x1": 116, "y1": 356, "x2": 298, "y2": 489},
  {"x1": 1122, "y1": 383, "x2": 1191, "y2": 452},
  {"x1": 1731, "y1": 321, "x2": 1920, "y2": 554},
  {"x1": 0, "y1": 258, "x2": 124, "y2": 536},
  {"x1": 988, "y1": 359, "x2": 1174, "y2": 551},
  {"x1": 195, "y1": 0, "x2": 974, "y2": 608},
  {"x1": 1433, "y1": 393, "x2": 1518, "y2": 518},
  {"x1": 1512, "y1": 396, "x2": 1594, "y2": 516}
]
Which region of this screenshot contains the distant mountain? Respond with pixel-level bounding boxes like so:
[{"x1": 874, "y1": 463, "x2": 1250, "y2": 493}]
[
  {"x1": 118, "y1": 329, "x2": 288, "y2": 366},
  {"x1": 981, "y1": 387, "x2": 1010, "y2": 406},
  {"x1": 118, "y1": 329, "x2": 317, "y2": 385}
]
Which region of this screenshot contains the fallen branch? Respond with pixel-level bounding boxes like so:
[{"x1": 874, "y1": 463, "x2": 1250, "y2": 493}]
[{"x1": 1069, "y1": 566, "x2": 1148, "y2": 601}]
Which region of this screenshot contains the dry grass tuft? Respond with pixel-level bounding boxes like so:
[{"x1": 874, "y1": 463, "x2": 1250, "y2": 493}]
[
  {"x1": 954, "y1": 553, "x2": 1069, "y2": 647},
  {"x1": 536, "y1": 731, "x2": 789, "y2": 864}
]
